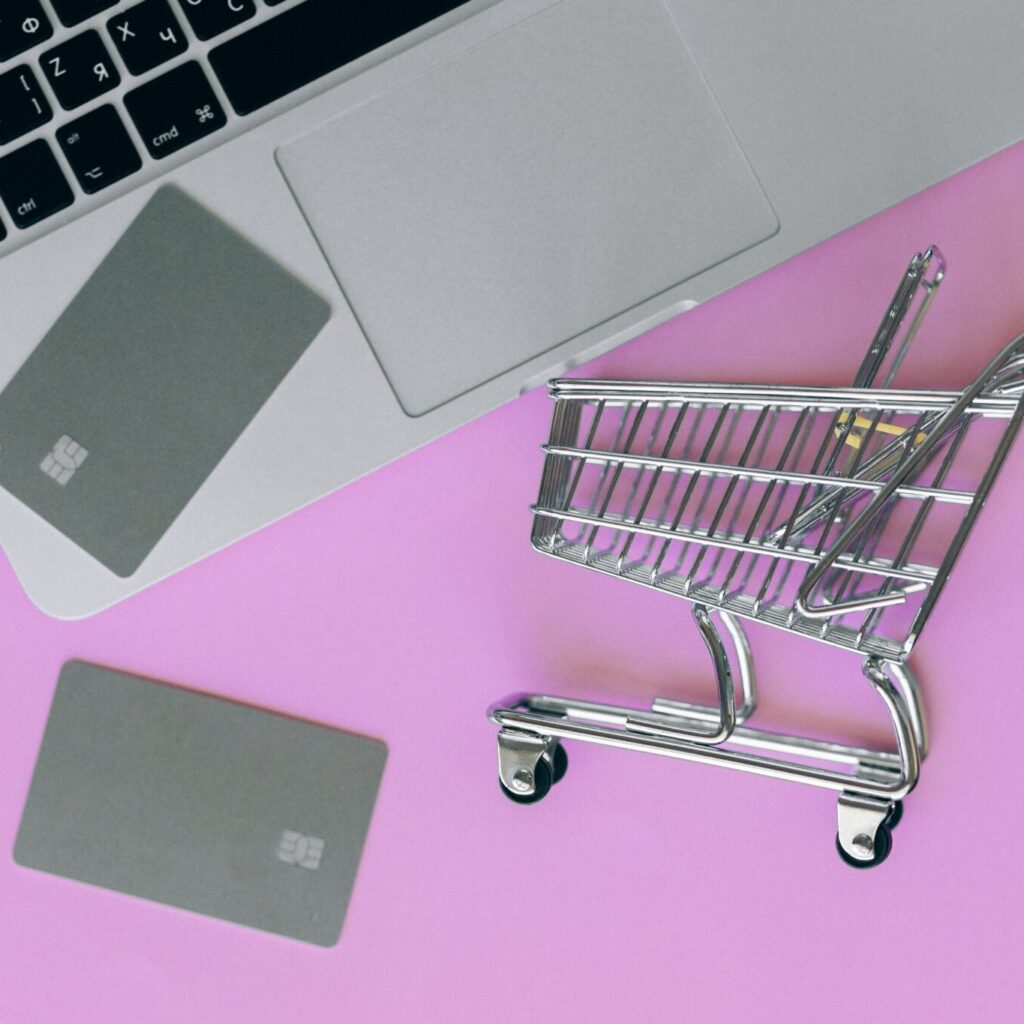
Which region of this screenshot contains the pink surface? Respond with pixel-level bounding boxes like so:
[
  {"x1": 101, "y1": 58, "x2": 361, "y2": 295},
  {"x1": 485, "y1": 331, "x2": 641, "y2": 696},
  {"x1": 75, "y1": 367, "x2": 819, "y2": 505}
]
[{"x1": 3, "y1": 144, "x2": 1024, "y2": 1023}]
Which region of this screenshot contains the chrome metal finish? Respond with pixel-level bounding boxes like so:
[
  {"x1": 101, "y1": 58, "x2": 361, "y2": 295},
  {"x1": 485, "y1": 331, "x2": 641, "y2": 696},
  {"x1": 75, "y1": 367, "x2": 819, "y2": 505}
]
[
  {"x1": 491, "y1": 657, "x2": 919, "y2": 800},
  {"x1": 853, "y1": 246, "x2": 945, "y2": 390},
  {"x1": 496, "y1": 729, "x2": 549, "y2": 796},
  {"x1": 492, "y1": 248, "x2": 1024, "y2": 865},
  {"x1": 888, "y1": 661, "x2": 928, "y2": 759},
  {"x1": 652, "y1": 608, "x2": 758, "y2": 726},
  {"x1": 625, "y1": 605, "x2": 737, "y2": 743},
  {"x1": 796, "y1": 334, "x2": 1024, "y2": 623},
  {"x1": 836, "y1": 793, "x2": 893, "y2": 863}
]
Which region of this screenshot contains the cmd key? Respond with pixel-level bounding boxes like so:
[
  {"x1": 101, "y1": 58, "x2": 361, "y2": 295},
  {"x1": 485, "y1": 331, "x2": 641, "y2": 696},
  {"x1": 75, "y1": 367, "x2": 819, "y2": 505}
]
[{"x1": 124, "y1": 60, "x2": 226, "y2": 159}]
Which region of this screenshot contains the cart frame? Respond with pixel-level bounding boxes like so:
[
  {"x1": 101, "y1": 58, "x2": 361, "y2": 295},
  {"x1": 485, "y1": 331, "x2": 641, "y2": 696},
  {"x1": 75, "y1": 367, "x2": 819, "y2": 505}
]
[{"x1": 490, "y1": 248, "x2": 1024, "y2": 866}]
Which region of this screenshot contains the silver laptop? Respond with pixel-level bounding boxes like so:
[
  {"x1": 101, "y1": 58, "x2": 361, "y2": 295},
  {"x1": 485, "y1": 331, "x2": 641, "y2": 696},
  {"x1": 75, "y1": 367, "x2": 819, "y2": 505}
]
[{"x1": 1, "y1": 0, "x2": 1022, "y2": 619}]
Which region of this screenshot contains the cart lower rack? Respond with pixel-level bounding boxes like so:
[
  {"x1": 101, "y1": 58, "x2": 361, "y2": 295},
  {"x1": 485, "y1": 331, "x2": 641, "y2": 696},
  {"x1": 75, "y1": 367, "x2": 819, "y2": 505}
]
[{"x1": 490, "y1": 249, "x2": 1024, "y2": 866}]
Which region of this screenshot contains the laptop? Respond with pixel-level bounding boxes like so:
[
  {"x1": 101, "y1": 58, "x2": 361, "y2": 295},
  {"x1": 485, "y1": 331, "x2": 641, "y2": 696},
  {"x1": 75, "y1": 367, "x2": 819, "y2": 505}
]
[{"x1": 1, "y1": 0, "x2": 1022, "y2": 618}]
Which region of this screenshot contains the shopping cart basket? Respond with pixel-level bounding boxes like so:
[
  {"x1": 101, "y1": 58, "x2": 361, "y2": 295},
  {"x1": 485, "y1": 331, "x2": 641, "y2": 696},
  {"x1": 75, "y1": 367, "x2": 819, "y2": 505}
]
[{"x1": 490, "y1": 247, "x2": 1024, "y2": 867}]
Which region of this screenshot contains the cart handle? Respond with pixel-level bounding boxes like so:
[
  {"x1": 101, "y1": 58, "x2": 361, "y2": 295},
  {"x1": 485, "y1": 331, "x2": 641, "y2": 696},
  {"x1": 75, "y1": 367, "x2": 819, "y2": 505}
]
[
  {"x1": 796, "y1": 333, "x2": 1024, "y2": 620},
  {"x1": 852, "y1": 246, "x2": 945, "y2": 390}
]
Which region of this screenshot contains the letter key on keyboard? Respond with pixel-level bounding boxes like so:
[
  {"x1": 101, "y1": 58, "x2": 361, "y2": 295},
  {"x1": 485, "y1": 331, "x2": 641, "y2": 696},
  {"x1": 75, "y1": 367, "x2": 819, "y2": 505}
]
[
  {"x1": 0, "y1": 66, "x2": 53, "y2": 146},
  {"x1": 49, "y1": 0, "x2": 118, "y2": 27},
  {"x1": 107, "y1": 0, "x2": 187, "y2": 75},
  {"x1": 40, "y1": 29, "x2": 121, "y2": 110},
  {"x1": 174, "y1": 0, "x2": 255, "y2": 41},
  {"x1": 0, "y1": 0, "x2": 53, "y2": 60}
]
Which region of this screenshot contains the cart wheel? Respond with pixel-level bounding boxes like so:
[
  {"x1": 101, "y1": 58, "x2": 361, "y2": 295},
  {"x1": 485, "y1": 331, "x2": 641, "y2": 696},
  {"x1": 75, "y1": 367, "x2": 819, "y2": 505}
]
[
  {"x1": 551, "y1": 743, "x2": 569, "y2": 784},
  {"x1": 885, "y1": 800, "x2": 903, "y2": 830},
  {"x1": 499, "y1": 755, "x2": 553, "y2": 805},
  {"x1": 835, "y1": 823, "x2": 892, "y2": 869}
]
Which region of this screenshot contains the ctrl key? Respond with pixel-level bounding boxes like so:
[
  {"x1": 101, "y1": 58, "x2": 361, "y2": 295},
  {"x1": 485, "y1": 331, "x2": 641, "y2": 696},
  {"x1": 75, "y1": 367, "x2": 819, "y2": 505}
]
[
  {"x1": 125, "y1": 60, "x2": 226, "y2": 159},
  {"x1": 0, "y1": 139, "x2": 74, "y2": 230}
]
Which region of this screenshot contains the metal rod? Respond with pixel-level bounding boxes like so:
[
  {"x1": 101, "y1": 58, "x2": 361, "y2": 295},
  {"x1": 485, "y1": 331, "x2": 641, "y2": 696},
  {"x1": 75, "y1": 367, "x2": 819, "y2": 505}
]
[
  {"x1": 542, "y1": 445, "x2": 975, "y2": 504},
  {"x1": 534, "y1": 505, "x2": 938, "y2": 585},
  {"x1": 549, "y1": 382, "x2": 1020, "y2": 417},
  {"x1": 797, "y1": 333, "x2": 1024, "y2": 618}
]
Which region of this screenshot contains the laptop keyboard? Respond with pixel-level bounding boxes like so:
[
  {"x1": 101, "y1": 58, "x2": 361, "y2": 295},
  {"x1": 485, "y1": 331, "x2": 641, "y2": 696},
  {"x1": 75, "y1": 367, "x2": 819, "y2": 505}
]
[{"x1": 0, "y1": 0, "x2": 470, "y2": 247}]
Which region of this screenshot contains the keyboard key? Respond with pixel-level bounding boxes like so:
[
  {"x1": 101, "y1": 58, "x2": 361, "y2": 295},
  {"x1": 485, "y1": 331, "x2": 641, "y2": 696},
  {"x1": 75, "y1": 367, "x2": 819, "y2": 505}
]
[
  {"x1": 0, "y1": 0, "x2": 53, "y2": 60},
  {"x1": 108, "y1": 0, "x2": 186, "y2": 75},
  {"x1": 124, "y1": 60, "x2": 226, "y2": 159},
  {"x1": 0, "y1": 139, "x2": 73, "y2": 229},
  {"x1": 210, "y1": 0, "x2": 469, "y2": 116},
  {"x1": 57, "y1": 104, "x2": 142, "y2": 193},
  {"x1": 174, "y1": 0, "x2": 255, "y2": 41},
  {"x1": 40, "y1": 29, "x2": 120, "y2": 110},
  {"x1": 0, "y1": 65, "x2": 52, "y2": 146},
  {"x1": 49, "y1": 0, "x2": 117, "y2": 27}
]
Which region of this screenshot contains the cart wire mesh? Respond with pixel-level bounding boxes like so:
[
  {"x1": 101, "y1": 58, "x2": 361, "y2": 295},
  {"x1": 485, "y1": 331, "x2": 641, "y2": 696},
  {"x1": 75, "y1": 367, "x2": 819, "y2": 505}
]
[{"x1": 531, "y1": 341, "x2": 1024, "y2": 664}]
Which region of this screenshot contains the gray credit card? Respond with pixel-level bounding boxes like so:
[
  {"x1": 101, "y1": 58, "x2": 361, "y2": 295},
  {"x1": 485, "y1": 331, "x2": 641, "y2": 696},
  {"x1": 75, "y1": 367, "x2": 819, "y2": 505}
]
[
  {"x1": 14, "y1": 661, "x2": 387, "y2": 947},
  {"x1": 0, "y1": 186, "x2": 330, "y2": 576}
]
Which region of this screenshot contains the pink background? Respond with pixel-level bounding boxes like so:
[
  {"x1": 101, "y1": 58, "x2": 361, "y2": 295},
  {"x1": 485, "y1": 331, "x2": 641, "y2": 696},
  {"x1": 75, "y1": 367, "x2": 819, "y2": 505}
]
[{"x1": 3, "y1": 142, "x2": 1024, "y2": 1022}]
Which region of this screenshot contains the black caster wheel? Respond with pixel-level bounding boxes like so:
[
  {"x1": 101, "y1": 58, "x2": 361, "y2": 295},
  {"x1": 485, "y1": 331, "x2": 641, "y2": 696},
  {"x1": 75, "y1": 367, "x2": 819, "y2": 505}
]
[
  {"x1": 885, "y1": 800, "x2": 903, "y2": 830},
  {"x1": 551, "y1": 743, "x2": 569, "y2": 784},
  {"x1": 499, "y1": 755, "x2": 553, "y2": 805},
  {"x1": 835, "y1": 823, "x2": 892, "y2": 869}
]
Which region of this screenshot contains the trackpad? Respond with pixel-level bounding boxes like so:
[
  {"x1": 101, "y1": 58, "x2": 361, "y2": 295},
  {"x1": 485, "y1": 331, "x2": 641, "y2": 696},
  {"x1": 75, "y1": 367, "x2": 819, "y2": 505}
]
[{"x1": 277, "y1": 0, "x2": 778, "y2": 416}]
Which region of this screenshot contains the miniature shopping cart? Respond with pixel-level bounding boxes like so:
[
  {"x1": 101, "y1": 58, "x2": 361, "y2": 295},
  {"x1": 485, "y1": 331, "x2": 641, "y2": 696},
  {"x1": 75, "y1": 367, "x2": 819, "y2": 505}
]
[{"x1": 490, "y1": 247, "x2": 1024, "y2": 867}]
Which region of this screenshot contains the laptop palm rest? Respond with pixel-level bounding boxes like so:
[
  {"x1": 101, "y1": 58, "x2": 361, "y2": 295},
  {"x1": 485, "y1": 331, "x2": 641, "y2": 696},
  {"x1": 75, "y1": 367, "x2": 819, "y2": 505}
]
[{"x1": 277, "y1": 0, "x2": 778, "y2": 417}]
